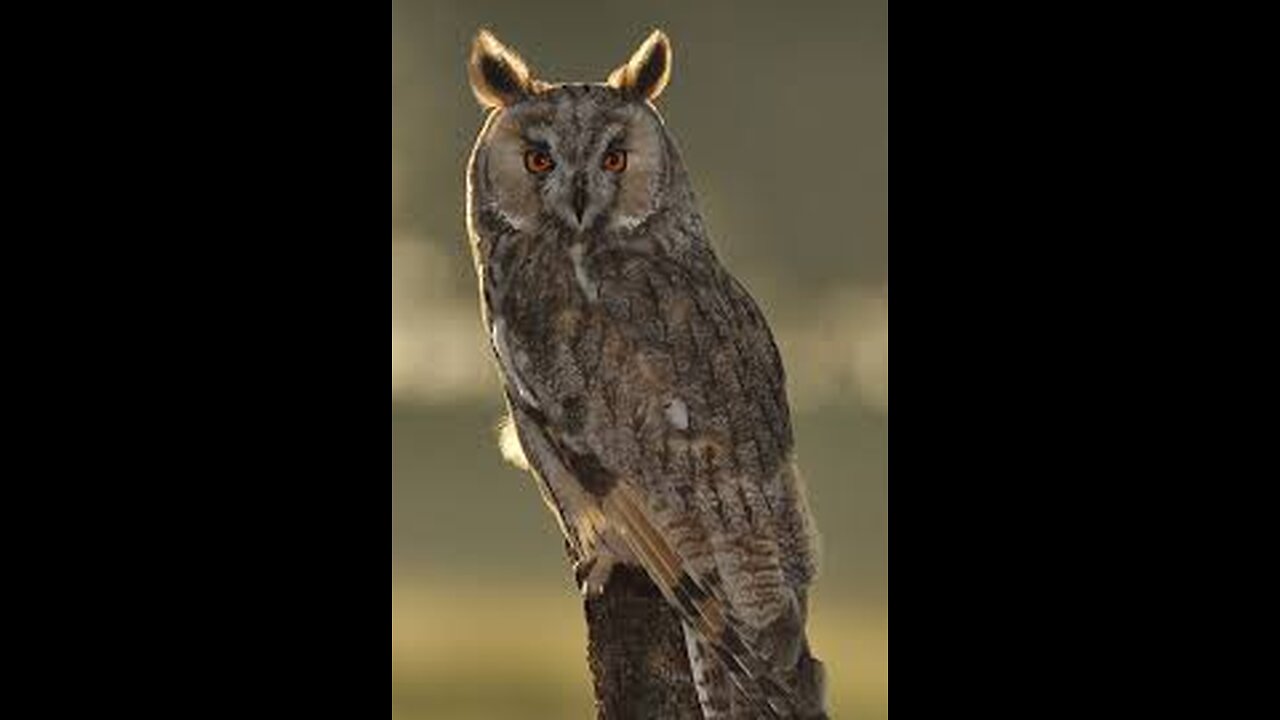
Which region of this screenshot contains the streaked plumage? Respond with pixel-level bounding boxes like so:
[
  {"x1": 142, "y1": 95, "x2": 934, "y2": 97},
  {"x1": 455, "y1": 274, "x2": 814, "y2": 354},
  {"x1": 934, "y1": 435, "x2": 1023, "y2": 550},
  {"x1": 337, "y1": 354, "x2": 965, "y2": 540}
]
[{"x1": 464, "y1": 28, "x2": 827, "y2": 719}]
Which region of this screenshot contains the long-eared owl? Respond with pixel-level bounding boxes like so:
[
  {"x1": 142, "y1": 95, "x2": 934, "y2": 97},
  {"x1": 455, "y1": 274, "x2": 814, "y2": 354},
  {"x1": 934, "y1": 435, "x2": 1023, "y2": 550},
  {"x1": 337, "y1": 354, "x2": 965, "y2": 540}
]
[{"x1": 463, "y1": 28, "x2": 827, "y2": 719}]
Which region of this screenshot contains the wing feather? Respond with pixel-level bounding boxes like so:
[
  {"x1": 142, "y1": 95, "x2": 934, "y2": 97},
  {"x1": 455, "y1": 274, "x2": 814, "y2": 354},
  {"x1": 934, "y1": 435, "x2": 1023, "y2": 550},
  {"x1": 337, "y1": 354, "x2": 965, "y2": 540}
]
[{"x1": 602, "y1": 479, "x2": 797, "y2": 718}]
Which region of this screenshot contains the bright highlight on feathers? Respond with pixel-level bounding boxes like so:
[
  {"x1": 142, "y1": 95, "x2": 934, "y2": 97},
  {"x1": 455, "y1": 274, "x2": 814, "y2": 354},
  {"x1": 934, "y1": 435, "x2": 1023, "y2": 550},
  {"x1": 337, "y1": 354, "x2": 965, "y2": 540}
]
[
  {"x1": 607, "y1": 29, "x2": 672, "y2": 101},
  {"x1": 468, "y1": 29, "x2": 534, "y2": 109},
  {"x1": 497, "y1": 414, "x2": 529, "y2": 471}
]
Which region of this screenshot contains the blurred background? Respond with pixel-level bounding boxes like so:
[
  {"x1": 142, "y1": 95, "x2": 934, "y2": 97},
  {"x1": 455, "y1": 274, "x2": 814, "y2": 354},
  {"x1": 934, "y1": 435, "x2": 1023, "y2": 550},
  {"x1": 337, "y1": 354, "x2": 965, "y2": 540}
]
[{"x1": 392, "y1": 1, "x2": 886, "y2": 717}]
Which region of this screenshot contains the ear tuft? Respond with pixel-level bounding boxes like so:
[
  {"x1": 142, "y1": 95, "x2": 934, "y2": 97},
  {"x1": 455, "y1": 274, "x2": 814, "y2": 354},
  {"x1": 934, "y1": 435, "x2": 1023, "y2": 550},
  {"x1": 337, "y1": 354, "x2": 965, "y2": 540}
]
[
  {"x1": 607, "y1": 30, "x2": 672, "y2": 102},
  {"x1": 468, "y1": 29, "x2": 535, "y2": 109}
]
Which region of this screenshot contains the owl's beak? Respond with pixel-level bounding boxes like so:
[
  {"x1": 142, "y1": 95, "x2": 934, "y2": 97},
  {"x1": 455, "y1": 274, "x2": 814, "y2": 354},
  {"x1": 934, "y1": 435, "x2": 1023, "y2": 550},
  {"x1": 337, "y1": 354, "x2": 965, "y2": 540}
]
[{"x1": 572, "y1": 174, "x2": 588, "y2": 225}]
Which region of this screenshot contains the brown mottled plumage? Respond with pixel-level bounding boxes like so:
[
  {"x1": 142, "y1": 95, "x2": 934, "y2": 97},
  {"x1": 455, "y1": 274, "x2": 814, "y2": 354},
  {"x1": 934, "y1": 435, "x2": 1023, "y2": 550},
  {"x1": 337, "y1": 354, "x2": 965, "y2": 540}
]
[{"x1": 464, "y1": 29, "x2": 826, "y2": 719}]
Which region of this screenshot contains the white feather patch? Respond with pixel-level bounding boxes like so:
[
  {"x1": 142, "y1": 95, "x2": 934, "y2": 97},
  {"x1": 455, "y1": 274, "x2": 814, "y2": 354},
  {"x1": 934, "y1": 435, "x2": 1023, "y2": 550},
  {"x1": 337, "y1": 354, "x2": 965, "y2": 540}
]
[
  {"x1": 497, "y1": 415, "x2": 530, "y2": 470},
  {"x1": 568, "y1": 243, "x2": 599, "y2": 302},
  {"x1": 664, "y1": 397, "x2": 689, "y2": 430}
]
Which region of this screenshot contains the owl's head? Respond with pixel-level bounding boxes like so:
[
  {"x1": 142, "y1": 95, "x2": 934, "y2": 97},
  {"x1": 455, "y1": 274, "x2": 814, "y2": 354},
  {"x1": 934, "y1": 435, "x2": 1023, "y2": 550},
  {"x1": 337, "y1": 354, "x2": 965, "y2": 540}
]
[{"x1": 466, "y1": 29, "x2": 681, "y2": 239}]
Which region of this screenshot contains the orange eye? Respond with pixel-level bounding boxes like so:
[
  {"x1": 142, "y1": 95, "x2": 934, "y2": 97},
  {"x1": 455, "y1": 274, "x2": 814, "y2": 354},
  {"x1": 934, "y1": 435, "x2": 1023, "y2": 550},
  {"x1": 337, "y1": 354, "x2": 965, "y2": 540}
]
[
  {"x1": 602, "y1": 149, "x2": 627, "y2": 173},
  {"x1": 524, "y1": 149, "x2": 554, "y2": 174}
]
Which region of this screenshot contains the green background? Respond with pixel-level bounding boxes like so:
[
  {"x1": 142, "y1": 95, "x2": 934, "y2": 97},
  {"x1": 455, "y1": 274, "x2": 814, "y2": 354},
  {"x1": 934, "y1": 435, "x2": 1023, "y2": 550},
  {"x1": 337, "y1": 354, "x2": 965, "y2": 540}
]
[{"x1": 393, "y1": 1, "x2": 887, "y2": 717}]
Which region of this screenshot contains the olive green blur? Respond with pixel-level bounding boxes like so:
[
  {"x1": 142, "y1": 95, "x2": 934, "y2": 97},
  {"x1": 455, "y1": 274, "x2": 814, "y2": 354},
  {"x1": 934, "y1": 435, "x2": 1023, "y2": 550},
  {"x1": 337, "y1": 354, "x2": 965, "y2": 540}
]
[{"x1": 392, "y1": 1, "x2": 886, "y2": 718}]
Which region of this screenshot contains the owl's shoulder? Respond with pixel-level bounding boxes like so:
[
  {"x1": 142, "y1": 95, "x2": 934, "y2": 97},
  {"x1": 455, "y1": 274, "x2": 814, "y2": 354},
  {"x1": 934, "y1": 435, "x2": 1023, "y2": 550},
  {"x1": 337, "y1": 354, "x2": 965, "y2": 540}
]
[{"x1": 590, "y1": 246, "x2": 780, "y2": 352}]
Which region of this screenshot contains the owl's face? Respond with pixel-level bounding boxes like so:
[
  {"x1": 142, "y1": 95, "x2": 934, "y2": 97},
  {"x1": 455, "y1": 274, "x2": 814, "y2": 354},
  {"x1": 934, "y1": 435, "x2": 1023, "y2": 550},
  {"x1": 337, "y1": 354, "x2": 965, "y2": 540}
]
[
  {"x1": 466, "y1": 30, "x2": 676, "y2": 241},
  {"x1": 477, "y1": 88, "x2": 666, "y2": 235}
]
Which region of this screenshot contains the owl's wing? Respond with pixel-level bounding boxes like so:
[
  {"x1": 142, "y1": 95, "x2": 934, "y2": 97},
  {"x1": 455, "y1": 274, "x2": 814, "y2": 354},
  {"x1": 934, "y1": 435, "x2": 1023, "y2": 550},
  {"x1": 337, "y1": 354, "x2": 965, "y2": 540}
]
[
  {"x1": 601, "y1": 480, "x2": 801, "y2": 719},
  {"x1": 496, "y1": 251, "x2": 818, "y2": 718},
  {"x1": 511, "y1": 403, "x2": 800, "y2": 720}
]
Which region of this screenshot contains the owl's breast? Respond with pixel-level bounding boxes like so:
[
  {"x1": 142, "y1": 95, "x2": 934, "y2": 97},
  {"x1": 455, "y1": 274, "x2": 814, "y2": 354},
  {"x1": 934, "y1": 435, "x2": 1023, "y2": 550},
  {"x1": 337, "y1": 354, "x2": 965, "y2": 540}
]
[
  {"x1": 494, "y1": 244, "x2": 793, "y2": 482},
  {"x1": 497, "y1": 244, "x2": 588, "y2": 350},
  {"x1": 497, "y1": 244, "x2": 661, "y2": 370}
]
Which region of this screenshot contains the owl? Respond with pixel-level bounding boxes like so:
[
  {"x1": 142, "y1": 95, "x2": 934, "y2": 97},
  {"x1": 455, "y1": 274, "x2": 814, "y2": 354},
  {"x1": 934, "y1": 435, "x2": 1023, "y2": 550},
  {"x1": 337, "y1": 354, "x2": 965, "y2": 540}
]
[{"x1": 464, "y1": 29, "x2": 827, "y2": 720}]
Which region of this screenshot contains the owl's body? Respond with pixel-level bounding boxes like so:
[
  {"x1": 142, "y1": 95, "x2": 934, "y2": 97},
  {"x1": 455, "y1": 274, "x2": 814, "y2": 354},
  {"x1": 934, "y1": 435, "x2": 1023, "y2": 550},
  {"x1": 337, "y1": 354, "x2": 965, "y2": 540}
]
[{"x1": 464, "y1": 30, "x2": 826, "y2": 719}]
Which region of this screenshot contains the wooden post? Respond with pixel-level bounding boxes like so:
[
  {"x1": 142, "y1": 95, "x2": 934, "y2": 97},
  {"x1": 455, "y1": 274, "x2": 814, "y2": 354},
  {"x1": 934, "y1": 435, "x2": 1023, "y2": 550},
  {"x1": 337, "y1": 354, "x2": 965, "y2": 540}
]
[{"x1": 583, "y1": 564, "x2": 705, "y2": 719}]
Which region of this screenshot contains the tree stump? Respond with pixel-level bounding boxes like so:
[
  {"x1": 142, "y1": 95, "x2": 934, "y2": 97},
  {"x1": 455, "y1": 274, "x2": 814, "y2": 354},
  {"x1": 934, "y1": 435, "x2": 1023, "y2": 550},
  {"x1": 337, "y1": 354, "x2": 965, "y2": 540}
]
[{"x1": 583, "y1": 564, "x2": 705, "y2": 719}]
